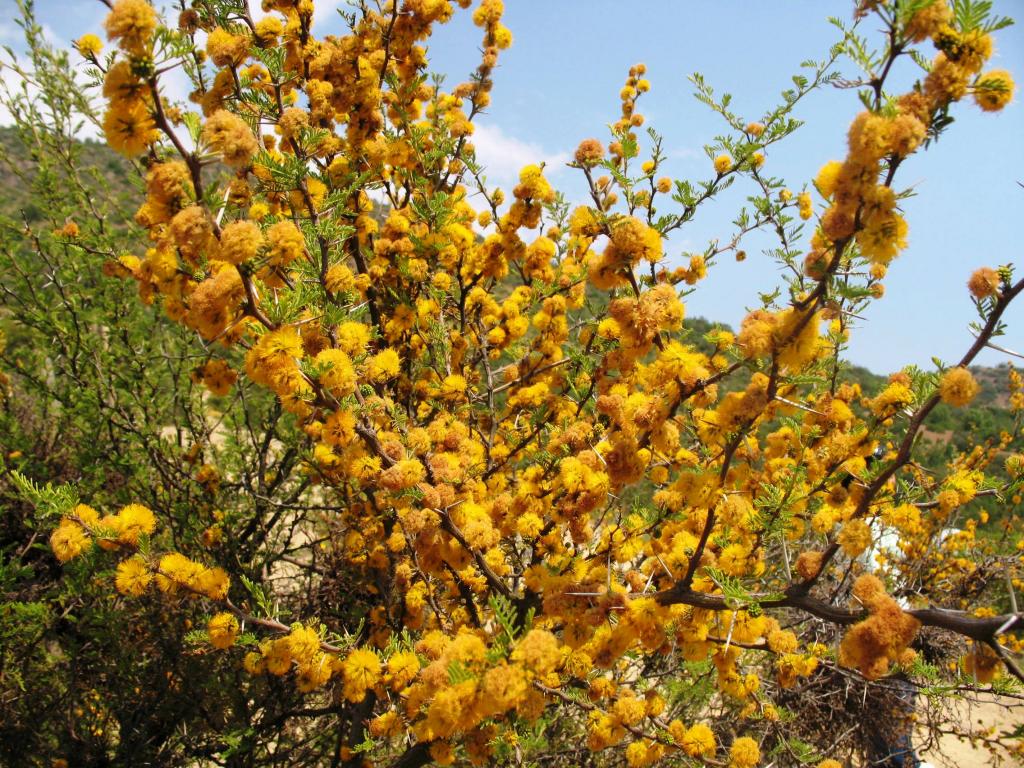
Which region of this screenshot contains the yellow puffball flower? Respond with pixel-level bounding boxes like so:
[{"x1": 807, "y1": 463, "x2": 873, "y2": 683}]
[
  {"x1": 837, "y1": 518, "x2": 872, "y2": 558},
  {"x1": 342, "y1": 648, "x2": 381, "y2": 702},
  {"x1": 439, "y1": 373, "x2": 467, "y2": 400},
  {"x1": 814, "y1": 160, "x2": 843, "y2": 198},
  {"x1": 729, "y1": 736, "x2": 761, "y2": 768},
  {"x1": 315, "y1": 348, "x2": 357, "y2": 397},
  {"x1": 115, "y1": 556, "x2": 152, "y2": 596},
  {"x1": 511, "y1": 628, "x2": 562, "y2": 675},
  {"x1": 218, "y1": 220, "x2": 263, "y2": 265},
  {"x1": 365, "y1": 348, "x2": 401, "y2": 382},
  {"x1": 104, "y1": 0, "x2": 157, "y2": 55},
  {"x1": 197, "y1": 566, "x2": 231, "y2": 600},
  {"x1": 208, "y1": 612, "x2": 240, "y2": 649},
  {"x1": 974, "y1": 69, "x2": 1015, "y2": 112},
  {"x1": 967, "y1": 267, "x2": 1000, "y2": 299},
  {"x1": 713, "y1": 154, "x2": 733, "y2": 174},
  {"x1": 76, "y1": 34, "x2": 103, "y2": 57},
  {"x1": 797, "y1": 191, "x2": 813, "y2": 220},
  {"x1": 325, "y1": 264, "x2": 355, "y2": 294},
  {"x1": 50, "y1": 520, "x2": 90, "y2": 563},
  {"x1": 939, "y1": 366, "x2": 979, "y2": 407},
  {"x1": 203, "y1": 110, "x2": 259, "y2": 170},
  {"x1": 103, "y1": 100, "x2": 158, "y2": 157},
  {"x1": 386, "y1": 650, "x2": 420, "y2": 690},
  {"x1": 681, "y1": 723, "x2": 716, "y2": 757},
  {"x1": 114, "y1": 503, "x2": 156, "y2": 545}
]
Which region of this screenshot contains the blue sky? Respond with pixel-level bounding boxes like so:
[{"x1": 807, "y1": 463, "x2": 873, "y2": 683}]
[{"x1": 4, "y1": 0, "x2": 1023, "y2": 374}]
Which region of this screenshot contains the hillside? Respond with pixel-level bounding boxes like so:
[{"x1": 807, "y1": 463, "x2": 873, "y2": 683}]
[{"x1": 0, "y1": 125, "x2": 139, "y2": 225}]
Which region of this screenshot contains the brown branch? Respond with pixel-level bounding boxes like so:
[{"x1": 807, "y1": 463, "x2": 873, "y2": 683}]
[{"x1": 655, "y1": 584, "x2": 1024, "y2": 645}]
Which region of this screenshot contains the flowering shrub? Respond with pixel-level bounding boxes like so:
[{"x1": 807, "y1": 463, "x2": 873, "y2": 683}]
[{"x1": 4, "y1": 0, "x2": 1024, "y2": 765}]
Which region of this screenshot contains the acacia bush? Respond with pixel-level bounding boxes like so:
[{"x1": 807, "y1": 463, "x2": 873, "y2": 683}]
[{"x1": 4, "y1": 0, "x2": 1024, "y2": 766}]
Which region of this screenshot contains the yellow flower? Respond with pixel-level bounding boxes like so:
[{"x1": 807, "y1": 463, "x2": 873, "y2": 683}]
[
  {"x1": 478, "y1": 662, "x2": 528, "y2": 716},
  {"x1": 342, "y1": 648, "x2": 381, "y2": 702},
  {"x1": 574, "y1": 138, "x2": 605, "y2": 166},
  {"x1": 439, "y1": 373, "x2": 467, "y2": 400},
  {"x1": 974, "y1": 69, "x2": 1014, "y2": 112},
  {"x1": 939, "y1": 366, "x2": 979, "y2": 407},
  {"x1": 196, "y1": 566, "x2": 231, "y2": 600},
  {"x1": 718, "y1": 543, "x2": 750, "y2": 576},
  {"x1": 76, "y1": 34, "x2": 103, "y2": 57},
  {"x1": 510, "y1": 629, "x2": 562, "y2": 676},
  {"x1": 1006, "y1": 454, "x2": 1024, "y2": 479},
  {"x1": 50, "y1": 520, "x2": 90, "y2": 563},
  {"x1": 814, "y1": 160, "x2": 842, "y2": 198},
  {"x1": 296, "y1": 653, "x2": 333, "y2": 692},
  {"x1": 267, "y1": 221, "x2": 306, "y2": 267},
  {"x1": 624, "y1": 741, "x2": 649, "y2": 767},
  {"x1": 379, "y1": 458, "x2": 425, "y2": 491},
  {"x1": 610, "y1": 696, "x2": 643, "y2": 729},
  {"x1": 676, "y1": 722, "x2": 714, "y2": 757},
  {"x1": 218, "y1": 220, "x2": 263, "y2": 265},
  {"x1": 287, "y1": 625, "x2": 320, "y2": 664},
  {"x1": 104, "y1": 0, "x2": 157, "y2": 55},
  {"x1": 114, "y1": 503, "x2": 156, "y2": 545},
  {"x1": 797, "y1": 191, "x2": 813, "y2": 220},
  {"x1": 206, "y1": 27, "x2": 250, "y2": 68},
  {"x1": 369, "y1": 710, "x2": 403, "y2": 737},
  {"x1": 713, "y1": 154, "x2": 733, "y2": 174},
  {"x1": 365, "y1": 348, "x2": 401, "y2": 382},
  {"x1": 967, "y1": 267, "x2": 1000, "y2": 299},
  {"x1": 208, "y1": 612, "x2": 240, "y2": 649},
  {"x1": 263, "y1": 637, "x2": 292, "y2": 675},
  {"x1": 203, "y1": 110, "x2": 259, "y2": 170},
  {"x1": 729, "y1": 736, "x2": 761, "y2": 768},
  {"x1": 115, "y1": 556, "x2": 152, "y2": 596},
  {"x1": 103, "y1": 100, "x2": 158, "y2": 157},
  {"x1": 195, "y1": 358, "x2": 237, "y2": 396},
  {"x1": 837, "y1": 518, "x2": 872, "y2": 558},
  {"x1": 315, "y1": 349, "x2": 357, "y2": 397},
  {"x1": 386, "y1": 650, "x2": 420, "y2": 690},
  {"x1": 605, "y1": 216, "x2": 663, "y2": 266},
  {"x1": 905, "y1": 0, "x2": 952, "y2": 42}
]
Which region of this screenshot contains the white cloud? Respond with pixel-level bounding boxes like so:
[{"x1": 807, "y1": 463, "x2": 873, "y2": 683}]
[
  {"x1": 0, "y1": 19, "x2": 23, "y2": 44},
  {"x1": 469, "y1": 123, "x2": 570, "y2": 191},
  {"x1": 313, "y1": 1, "x2": 348, "y2": 28},
  {"x1": 39, "y1": 23, "x2": 62, "y2": 46}
]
